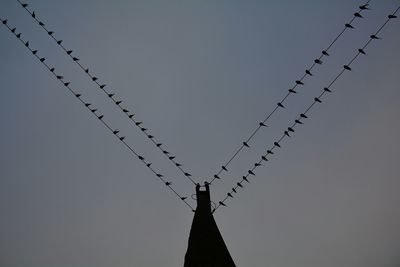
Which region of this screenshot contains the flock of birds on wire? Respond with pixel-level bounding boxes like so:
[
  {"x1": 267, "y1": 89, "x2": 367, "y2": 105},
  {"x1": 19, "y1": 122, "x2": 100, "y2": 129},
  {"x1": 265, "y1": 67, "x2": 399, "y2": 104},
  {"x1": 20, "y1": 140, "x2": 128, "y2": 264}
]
[{"x1": 1, "y1": 0, "x2": 398, "y2": 213}]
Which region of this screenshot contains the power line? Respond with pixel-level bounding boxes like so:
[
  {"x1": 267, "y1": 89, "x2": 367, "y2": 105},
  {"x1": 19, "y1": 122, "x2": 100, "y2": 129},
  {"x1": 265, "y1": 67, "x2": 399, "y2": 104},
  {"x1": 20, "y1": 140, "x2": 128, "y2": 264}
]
[
  {"x1": 0, "y1": 18, "x2": 195, "y2": 211},
  {"x1": 14, "y1": 0, "x2": 198, "y2": 186},
  {"x1": 213, "y1": 6, "x2": 399, "y2": 212},
  {"x1": 208, "y1": 1, "x2": 372, "y2": 185}
]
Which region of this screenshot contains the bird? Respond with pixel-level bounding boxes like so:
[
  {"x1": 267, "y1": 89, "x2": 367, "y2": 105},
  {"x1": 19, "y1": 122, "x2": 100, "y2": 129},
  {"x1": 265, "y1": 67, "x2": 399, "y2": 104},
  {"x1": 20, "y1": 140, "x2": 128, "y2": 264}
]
[
  {"x1": 84, "y1": 103, "x2": 91, "y2": 107},
  {"x1": 295, "y1": 80, "x2": 304, "y2": 85},
  {"x1": 184, "y1": 172, "x2": 192, "y2": 177},
  {"x1": 243, "y1": 142, "x2": 250, "y2": 148},
  {"x1": 359, "y1": 4, "x2": 370, "y2": 10},
  {"x1": 214, "y1": 174, "x2": 221, "y2": 179},
  {"x1": 63, "y1": 82, "x2": 70, "y2": 87},
  {"x1": 227, "y1": 193, "x2": 233, "y2": 198},
  {"x1": 274, "y1": 142, "x2": 281, "y2": 148},
  {"x1": 92, "y1": 76, "x2": 98, "y2": 81},
  {"x1": 254, "y1": 163, "x2": 262, "y2": 167},
  {"x1": 295, "y1": 119, "x2": 303, "y2": 124},
  {"x1": 284, "y1": 130, "x2": 290, "y2": 137},
  {"x1": 324, "y1": 87, "x2": 332, "y2": 93},
  {"x1": 148, "y1": 135, "x2": 155, "y2": 139},
  {"x1": 344, "y1": 65, "x2": 352, "y2": 71},
  {"x1": 165, "y1": 182, "x2": 172, "y2": 186},
  {"x1": 39, "y1": 21, "x2": 44, "y2": 26},
  {"x1": 32, "y1": 50, "x2": 38, "y2": 55},
  {"x1": 267, "y1": 150, "x2": 274, "y2": 154},
  {"x1": 168, "y1": 156, "x2": 175, "y2": 160},
  {"x1": 314, "y1": 59, "x2": 323, "y2": 64},
  {"x1": 288, "y1": 89, "x2": 297, "y2": 93},
  {"x1": 237, "y1": 182, "x2": 243, "y2": 188},
  {"x1": 243, "y1": 176, "x2": 250, "y2": 183},
  {"x1": 322, "y1": 50, "x2": 329, "y2": 56},
  {"x1": 67, "y1": 50, "x2": 73, "y2": 55},
  {"x1": 146, "y1": 163, "x2": 152, "y2": 167},
  {"x1": 85, "y1": 68, "x2": 89, "y2": 73},
  {"x1": 300, "y1": 113, "x2": 308, "y2": 119},
  {"x1": 128, "y1": 115, "x2": 134, "y2": 118},
  {"x1": 107, "y1": 93, "x2": 115, "y2": 98},
  {"x1": 98, "y1": 115, "x2": 104, "y2": 120},
  {"x1": 123, "y1": 109, "x2": 129, "y2": 113},
  {"x1": 115, "y1": 101, "x2": 122, "y2": 105},
  {"x1": 345, "y1": 23, "x2": 354, "y2": 29},
  {"x1": 354, "y1": 12, "x2": 363, "y2": 18},
  {"x1": 47, "y1": 31, "x2": 54, "y2": 36},
  {"x1": 100, "y1": 84, "x2": 106, "y2": 89},
  {"x1": 162, "y1": 150, "x2": 169, "y2": 154},
  {"x1": 277, "y1": 102, "x2": 285, "y2": 108},
  {"x1": 113, "y1": 129, "x2": 119, "y2": 135},
  {"x1": 232, "y1": 188, "x2": 237, "y2": 193},
  {"x1": 16, "y1": 33, "x2": 22, "y2": 38},
  {"x1": 119, "y1": 136, "x2": 125, "y2": 141},
  {"x1": 388, "y1": 14, "x2": 397, "y2": 19},
  {"x1": 138, "y1": 155, "x2": 144, "y2": 161},
  {"x1": 56, "y1": 75, "x2": 63, "y2": 80},
  {"x1": 259, "y1": 122, "x2": 267, "y2": 127},
  {"x1": 57, "y1": 40, "x2": 63, "y2": 45},
  {"x1": 21, "y1": 3, "x2": 28, "y2": 7},
  {"x1": 288, "y1": 127, "x2": 295, "y2": 132},
  {"x1": 39, "y1": 57, "x2": 45, "y2": 62},
  {"x1": 219, "y1": 201, "x2": 226, "y2": 207},
  {"x1": 222, "y1": 166, "x2": 228, "y2": 171},
  {"x1": 156, "y1": 143, "x2": 162, "y2": 147},
  {"x1": 25, "y1": 41, "x2": 29, "y2": 47},
  {"x1": 314, "y1": 97, "x2": 322, "y2": 103},
  {"x1": 248, "y1": 170, "x2": 255, "y2": 176},
  {"x1": 358, "y1": 48, "x2": 366, "y2": 55},
  {"x1": 305, "y1": 69, "x2": 312, "y2": 76},
  {"x1": 157, "y1": 174, "x2": 164, "y2": 178},
  {"x1": 50, "y1": 68, "x2": 55, "y2": 72},
  {"x1": 135, "y1": 121, "x2": 143, "y2": 126},
  {"x1": 11, "y1": 28, "x2": 16, "y2": 33},
  {"x1": 261, "y1": 156, "x2": 268, "y2": 161},
  {"x1": 175, "y1": 163, "x2": 182, "y2": 167},
  {"x1": 90, "y1": 109, "x2": 97, "y2": 113},
  {"x1": 75, "y1": 93, "x2": 81, "y2": 98},
  {"x1": 32, "y1": 11, "x2": 36, "y2": 18},
  {"x1": 370, "y1": 34, "x2": 380, "y2": 40},
  {"x1": 1, "y1": 19, "x2": 8, "y2": 25},
  {"x1": 181, "y1": 197, "x2": 187, "y2": 200},
  {"x1": 73, "y1": 57, "x2": 79, "y2": 61}
]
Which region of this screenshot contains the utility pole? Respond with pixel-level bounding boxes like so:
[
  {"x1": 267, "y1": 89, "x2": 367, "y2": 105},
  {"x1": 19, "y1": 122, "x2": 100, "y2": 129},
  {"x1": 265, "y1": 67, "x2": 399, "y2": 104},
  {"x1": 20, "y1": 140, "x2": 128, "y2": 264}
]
[{"x1": 184, "y1": 183, "x2": 236, "y2": 267}]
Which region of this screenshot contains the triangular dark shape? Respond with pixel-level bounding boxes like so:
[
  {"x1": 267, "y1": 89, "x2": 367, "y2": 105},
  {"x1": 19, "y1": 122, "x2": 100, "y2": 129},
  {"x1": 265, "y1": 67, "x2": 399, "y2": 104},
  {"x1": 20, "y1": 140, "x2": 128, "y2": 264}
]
[{"x1": 184, "y1": 184, "x2": 236, "y2": 267}]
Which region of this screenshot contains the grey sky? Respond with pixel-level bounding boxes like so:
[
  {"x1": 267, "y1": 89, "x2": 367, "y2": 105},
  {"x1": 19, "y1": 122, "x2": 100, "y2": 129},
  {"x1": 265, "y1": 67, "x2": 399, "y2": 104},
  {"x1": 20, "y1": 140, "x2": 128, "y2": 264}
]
[{"x1": 1, "y1": 1, "x2": 399, "y2": 266}]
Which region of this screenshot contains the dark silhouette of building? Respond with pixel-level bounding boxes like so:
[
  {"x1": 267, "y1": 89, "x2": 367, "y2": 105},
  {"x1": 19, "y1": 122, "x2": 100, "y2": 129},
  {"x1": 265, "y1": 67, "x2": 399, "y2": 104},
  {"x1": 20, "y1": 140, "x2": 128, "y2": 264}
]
[{"x1": 184, "y1": 183, "x2": 236, "y2": 267}]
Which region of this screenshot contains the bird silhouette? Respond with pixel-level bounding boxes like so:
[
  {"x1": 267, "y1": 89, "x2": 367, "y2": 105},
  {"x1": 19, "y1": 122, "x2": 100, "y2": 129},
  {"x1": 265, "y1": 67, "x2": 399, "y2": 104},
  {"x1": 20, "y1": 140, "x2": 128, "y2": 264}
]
[
  {"x1": 32, "y1": 50, "x2": 38, "y2": 55},
  {"x1": 344, "y1": 65, "x2": 352, "y2": 71},
  {"x1": 157, "y1": 174, "x2": 164, "y2": 178},
  {"x1": 123, "y1": 109, "x2": 129, "y2": 113},
  {"x1": 113, "y1": 129, "x2": 119, "y2": 135},
  {"x1": 162, "y1": 150, "x2": 169, "y2": 154},
  {"x1": 175, "y1": 162, "x2": 182, "y2": 167},
  {"x1": 254, "y1": 163, "x2": 262, "y2": 167},
  {"x1": 295, "y1": 80, "x2": 304, "y2": 85},
  {"x1": 359, "y1": 4, "x2": 370, "y2": 10},
  {"x1": 284, "y1": 130, "x2": 290, "y2": 137},
  {"x1": 148, "y1": 135, "x2": 155, "y2": 139},
  {"x1": 354, "y1": 12, "x2": 363, "y2": 18},
  {"x1": 108, "y1": 93, "x2": 115, "y2": 98},
  {"x1": 243, "y1": 176, "x2": 250, "y2": 183},
  {"x1": 138, "y1": 155, "x2": 144, "y2": 161},
  {"x1": 75, "y1": 93, "x2": 81, "y2": 98},
  {"x1": 165, "y1": 182, "x2": 172, "y2": 186},
  {"x1": 358, "y1": 48, "x2": 366, "y2": 55},
  {"x1": 184, "y1": 172, "x2": 192, "y2": 177},
  {"x1": 16, "y1": 33, "x2": 22, "y2": 38},
  {"x1": 98, "y1": 115, "x2": 104, "y2": 120},
  {"x1": 156, "y1": 143, "x2": 162, "y2": 147},
  {"x1": 219, "y1": 201, "x2": 226, "y2": 207},
  {"x1": 90, "y1": 109, "x2": 97, "y2": 113},
  {"x1": 181, "y1": 197, "x2": 187, "y2": 200},
  {"x1": 248, "y1": 170, "x2": 255, "y2": 176},
  {"x1": 300, "y1": 113, "x2": 308, "y2": 119},
  {"x1": 305, "y1": 69, "x2": 312, "y2": 76},
  {"x1": 243, "y1": 142, "x2": 250, "y2": 148},
  {"x1": 116, "y1": 101, "x2": 122, "y2": 105},
  {"x1": 11, "y1": 28, "x2": 16, "y2": 33},
  {"x1": 324, "y1": 87, "x2": 332, "y2": 93},
  {"x1": 289, "y1": 89, "x2": 297, "y2": 93},
  {"x1": 24, "y1": 41, "x2": 29, "y2": 47},
  {"x1": 288, "y1": 127, "x2": 295, "y2": 133},
  {"x1": 64, "y1": 82, "x2": 70, "y2": 87},
  {"x1": 66, "y1": 50, "x2": 73, "y2": 55},
  {"x1": 146, "y1": 163, "x2": 152, "y2": 167},
  {"x1": 227, "y1": 193, "x2": 233, "y2": 198},
  {"x1": 214, "y1": 174, "x2": 221, "y2": 179},
  {"x1": 295, "y1": 119, "x2": 303, "y2": 124},
  {"x1": 267, "y1": 150, "x2": 274, "y2": 154},
  {"x1": 388, "y1": 14, "x2": 397, "y2": 19},
  {"x1": 48, "y1": 31, "x2": 54, "y2": 36},
  {"x1": 128, "y1": 115, "x2": 134, "y2": 118},
  {"x1": 92, "y1": 77, "x2": 98, "y2": 81},
  {"x1": 261, "y1": 156, "x2": 268, "y2": 161},
  {"x1": 73, "y1": 57, "x2": 79, "y2": 61},
  {"x1": 370, "y1": 34, "x2": 380, "y2": 40},
  {"x1": 39, "y1": 22, "x2": 45, "y2": 26},
  {"x1": 84, "y1": 103, "x2": 91, "y2": 107},
  {"x1": 314, "y1": 97, "x2": 322, "y2": 103},
  {"x1": 232, "y1": 188, "x2": 237, "y2": 193},
  {"x1": 322, "y1": 50, "x2": 329, "y2": 56},
  {"x1": 274, "y1": 142, "x2": 281, "y2": 148},
  {"x1": 100, "y1": 84, "x2": 106, "y2": 89},
  {"x1": 135, "y1": 121, "x2": 143, "y2": 126},
  {"x1": 32, "y1": 11, "x2": 36, "y2": 18},
  {"x1": 1, "y1": 19, "x2": 7, "y2": 25},
  {"x1": 57, "y1": 40, "x2": 63, "y2": 45},
  {"x1": 119, "y1": 136, "x2": 125, "y2": 141},
  {"x1": 56, "y1": 75, "x2": 63, "y2": 80},
  {"x1": 222, "y1": 166, "x2": 228, "y2": 172},
  {"x1": 237, "y1": 182, "x2": 243, "y2": 188},
  {"x1": 259, "y1": 122, "x2": 267, "y2": 127},
  {"x1": 50, "y1": 68, "x2": 55, "y2": 72},
  {"x1": 345, "y1": 23, "x2": 354, "y2": 29},
  {"x1": 39, "y1": 57, "x2": 45, "y2": 62},
  {"x1": 277, "y1": 102, "x2": 285, "y2": 108},
  {"x1": 22, "y1": 3, "x2": 28, "y2": 8},
  {"x1": 314, "y1": 59, "x2": 323, "y2": 64}
]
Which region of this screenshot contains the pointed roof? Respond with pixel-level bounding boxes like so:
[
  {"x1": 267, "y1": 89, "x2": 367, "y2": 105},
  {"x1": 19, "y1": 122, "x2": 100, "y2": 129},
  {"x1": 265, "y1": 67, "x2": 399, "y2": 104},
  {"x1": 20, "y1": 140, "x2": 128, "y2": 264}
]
[{"x1": 184, "y1": 184, "x2": 236, "y2": 267}]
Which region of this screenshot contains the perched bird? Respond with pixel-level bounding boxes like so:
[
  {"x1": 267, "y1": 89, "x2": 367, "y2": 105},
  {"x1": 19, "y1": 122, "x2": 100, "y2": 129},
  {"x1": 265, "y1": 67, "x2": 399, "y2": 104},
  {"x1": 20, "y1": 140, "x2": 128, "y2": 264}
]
[
  {"x1": 119, "y1": 136, "x2": 125, "y2": 141},
  {"x1": 39, "y1": 57, "x2": 45, "y2": 62},
  {"x1": 128, "y1": 114, "x2": 134, "y2": 118},
  {"x1": 322, "y1": 50, "x2": 329, "y2": 56},
  {"x1": 314, "y1": 59, "x2": 323, "y2": 64},
  {"x1": 21, "y1": 3, "x2": 28, "y2": 8},
  {"x1": 113, "y1": 129, "x2": 119, "y2": 134},
  {"x1": 267, "y1": 150, "x2": 274, "y2": 154},
  {"x1": 84, "y1": 103, "x2": 91, "y2": 107},
  {"x1": 156, "y1": 143, "x2": 162, "y2": 147},
  {"x1": 39, "y1": 21, "x2": 44, "y2": 26},
  {"x1": 305, "y1": 69, "x2": 312, "y2": 76},
  {"x1": 47, "y1": 31, "x2": 54, "y2": 36},
  {"x1": 175, "y1": 163, "x2": 182, "y2": 167},
  {"x1": 254, "y1": 163, "x2": 262, "y2": 167},
  {"x1": 16, "y1": 33, "x2": 22, "y2": 38},
  {"x1": 11, "y1": 28, "x2": 16, "y2": 33},
  {"x1": 359, "y1": 4, "x2": 370, "y2": 10},
  {"x1": 214, "y1": 174, "x2": 221, "y2": 179},
  {"x1": 107, "y1": 93, "x2": 115, "y2": 98},
  {"x1": 168, "y1": 156, "x2": 175, "y2": 160},
  {"x1": 288, "y1": 89, "x2": 297, "y2": 93},
  {"x1": 261, "y1": 156, "x2": 268, "y2": 161},
  {"x1": 85, "y1": 68, "x2": 89, "y2": 73},
  {"x1": 248, "y1": 170, "x2": 255, "y2": 176},
  {"x1": 277, "y1": 102, "x2": 285, "y2": 108},
  {"x1": 237, "y1": 182, "x2": 243, "y2": 188},
  {"x1": 138, "y1": 155, "x2": 144, "y2": 161},
  {"x1": 63, "y1": 82, "x2": 70, "y2": 87},
  {"x1": 135, "y1": 121, "x2": 143, "y2": 126},
  {"x1": 24, "y1": 41, "x2": 29, "y2": 47},
  {"x1": 32, "y1": 50, "x2": 38, "y2": 55},
  {"x1": 284, "y1": 130, "x2": 290, "y2": 137},
  {"x1": 232, "y1": 188, "x2": 237, "y2": 193},
  {"x1": 345, "y1": 23, "x2": 354, "y2": 29},
  {"x1": 288, "y1": 127, "x2": 295, "y2": 132},
  {"x1": 56, "y1": 75, "x2": 63, "y2": 80},
  {"x1": 358, "y1": 48, "x2": 366, "y2": 55},
  {"x1": 222, "y1": 166, "x2": 228, "y2": 171},
  {"x1": 162, "y1": 150, "x2": 169, "y2": 154},
  {"x1": 73, "y1": 57, "x2": 79, "y2": 61},
  {"x1": 148, "y1": 135, "x2": 154, "y2": 139},
  {"x1": 32, "y1": 11, "x2": 36, "y2": 18},
  {"x1": 388, "y1": 14, "x2": 397, "y2": 19},
  {"x1": 295, "y1": 80, "x2": 304, "y2": 85},
  {"x1": 75, "y1": 93, "x2": 81, "y2": 98},
  {"x1": 259, "y1": 122, "x2": 267, "y2": 127},
  {"x1": 243, "y1": 176, "x2": 250, "y2": 183},
  {"x1": 165, "y1": 182, "x2": 171, "y2": 186},
  {"x1": 227, "y1": 193, "x2": 233, "y2": 198},
  {"x1": 146, "y1": 163, "x2": 152, "y2": 167},
  {"x1": 90, "y1": 109, "x2": 97, "y2": 113},
  {"x1": 100, "y1": 84, "x2": 106, "y2": 89},
  {"x1": 92, "y1": 76, "x2": 98, "y2": 81},
  {"x1": 1, "y1": 19, "x2": 8, "y2": 25},
  {"x1": 219, "y1": 201, "x2": 226, "y2": 207},
  {"x1": 324, "y1": 87, "x2": 332, "y2": 93},
  {"x1": 295, "y1": 119, "x2": 303, "y2": 124},
  {"x1": 243, "y1": 141, "x2": 250, "y2": 148},
  {"x1": 274, "y1": 142, "x2": 281, "y2": 148},
  {"x1": 181, "y1": 197, "x2": 187, "y2": 200},
  {"x1": 184, "y1": 172, "x2": 191, "y2": 177},
  {"x1": 157, "y1": 174, "x2": 163, "y2": 178},
  {"x1": 67, "y1": 50, "x2": 73, "y2": 55},
  {"x1": 50, "y1": 67, "x2": 55, "y2": 72},
  {"x1": 370, "y1": 34, "x2": 380, "y2": 40},
  {"x1": 354, "y1": 12, "x2": 363, "y2": 18},
  {"x1": 344, "y1": 65, "x2": 352, "y2": 71},
  {"x1": 300, "y1": 113, "x2": 308, "y2": 119},
  {"x1": 115, "y1": 100, "x2": 122, "y2": 105},
  {"x1": 98, "y1": 115, "x2": 104, "y2": 120},
  {"x1": 123, "y1": 109, "x2": 129, "y2": 113},
  {"x1": 314, "y1": 97, "x2": 322, "y2": 103},
  {"x1": 57, "y1": 40, "x2": 63, "y2": 45}
]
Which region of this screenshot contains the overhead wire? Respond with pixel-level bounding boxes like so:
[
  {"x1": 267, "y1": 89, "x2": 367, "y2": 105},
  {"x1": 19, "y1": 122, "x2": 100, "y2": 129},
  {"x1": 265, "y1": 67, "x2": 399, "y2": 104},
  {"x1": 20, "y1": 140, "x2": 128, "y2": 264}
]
[
  {"x1": 208, "y1": 1, "x2": 372, "y2": 185},
  {"x1": 14, "y1": 0, "x2": 198, "y2": 186},
  {"x1": 0, "y1": 17, "x2": 195, "y2": 211},
  {"x1": 212, "y1": 6, "x2": 399, "y2": 212}
]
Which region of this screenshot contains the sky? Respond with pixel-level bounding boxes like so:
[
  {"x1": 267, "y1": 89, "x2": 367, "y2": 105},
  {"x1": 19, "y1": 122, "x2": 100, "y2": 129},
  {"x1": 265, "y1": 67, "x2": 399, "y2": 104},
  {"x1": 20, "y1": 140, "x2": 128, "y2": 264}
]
[{"x1": 0, "y1": 0, "x2": 399, "y2": 266}]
